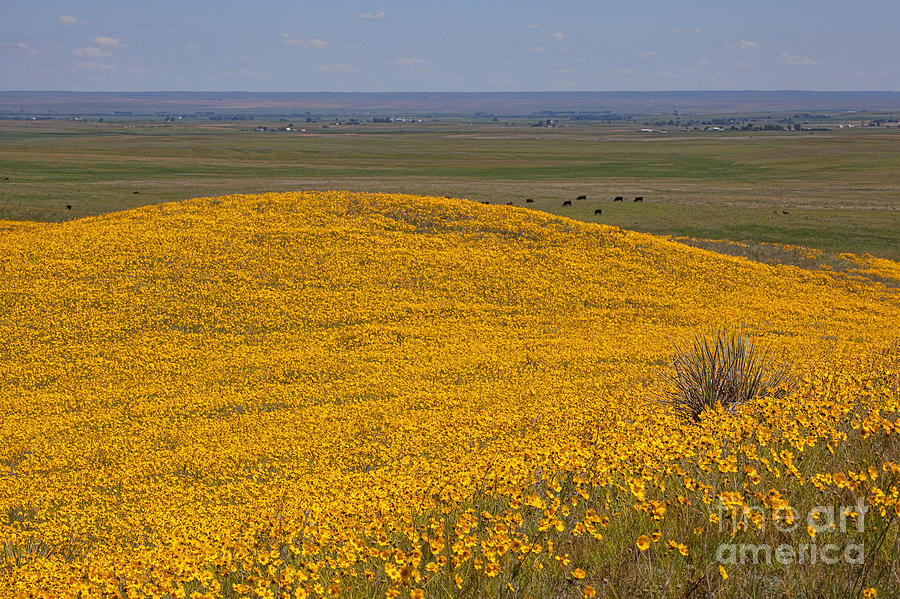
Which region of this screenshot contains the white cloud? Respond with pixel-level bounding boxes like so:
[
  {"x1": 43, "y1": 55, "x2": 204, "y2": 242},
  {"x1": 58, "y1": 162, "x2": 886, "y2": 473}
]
[
  {"x1": 92, "y1": 36, "x2": 124, "y2": 47},
  {"x1": 318, "y1": 62, "x2": 356, "y2": 72},
  {"x1": 522, "y1": 45, "x2": 546, "y2": 55},
  {"x1": 74, "y1": 46, "x2": 113, "y2": 58},
  {"x1": 75, "y1": 61, "x2": 116, "y2": 71},
  {"x1": 615, "y1": 68, "x2": 637, "y2": 75},
  {"x1": 697, "y1": 57, "x2": 711, "y2": 65},
  {"x1": 528, "y1": 24, "x2": 541, "y2": 29},
  {"x1": 222, "y1": 68, "x2": 273, "y2": 79},
  {"x1": 671, "y1": 27, "x2": 702, "y2": 35},
  {"x1": 547, "y1": 32, "x2": 568, "y2": 41},
  {"x1": 58, "y1": 15, "x2": 81, "y2": 25},
  {"x1": 281, "y1": 34, "x2": 329, "y2": 49},
  {"x1": 13, "y1": 42, "x2": 42, "y2": 55},
  {"x1": 660, "y1": 71, "x2": 678, "y2": 79},
  {"x1": 635, "y1": 51, "x2": 656, "y2": 60},
  {"x1": 726, "y1": 39, "x2": 761, "y2": 51},
  {"x1": 391, "y1": 56, "x2": 427, "y2": 65},
  {"x1": 358, "y1": 9, "x2": 385, "y2": 20},
  {"x1": 778, "y1": 52, "x2": 817, "y2": 66}
]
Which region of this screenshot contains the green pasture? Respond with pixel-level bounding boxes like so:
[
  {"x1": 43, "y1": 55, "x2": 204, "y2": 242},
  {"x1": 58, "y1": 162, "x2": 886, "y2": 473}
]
[{"x1": 1, "y1": 119, "x2": 897, "y2": 258}]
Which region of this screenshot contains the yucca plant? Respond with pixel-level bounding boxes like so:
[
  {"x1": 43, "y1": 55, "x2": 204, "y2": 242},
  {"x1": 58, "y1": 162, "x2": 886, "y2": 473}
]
[{"x1": 661, "y1": 325, "x2": 793, "y2": 421}]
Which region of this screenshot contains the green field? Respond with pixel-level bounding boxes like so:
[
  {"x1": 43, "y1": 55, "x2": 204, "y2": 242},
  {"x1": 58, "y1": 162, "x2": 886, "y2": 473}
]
[{"x1": 1, "y1": 118, "x2": 898, "y2": 258}]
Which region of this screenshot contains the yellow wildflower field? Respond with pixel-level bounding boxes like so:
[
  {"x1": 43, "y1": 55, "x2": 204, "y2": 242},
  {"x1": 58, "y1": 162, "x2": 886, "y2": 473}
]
[{"x1": 0, "y1": 191, "x2": 897, "y2": 597}]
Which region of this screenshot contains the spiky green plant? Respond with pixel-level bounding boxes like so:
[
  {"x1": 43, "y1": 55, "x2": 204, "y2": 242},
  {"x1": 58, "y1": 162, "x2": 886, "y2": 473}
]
[{"x1": 661, "y1": 325, "x2": 793, "y2": 421}]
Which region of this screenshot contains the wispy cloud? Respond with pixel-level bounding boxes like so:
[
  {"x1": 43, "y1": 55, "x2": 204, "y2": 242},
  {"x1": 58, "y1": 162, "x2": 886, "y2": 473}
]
[
  {"x1": 522, "y1": 45, "x2": 546, "y2": 55},
  {"x1": 13, "y1": 42, "x2": 42, "y2": 55},
  {"x1": 778, "y1": 52, "x2": 817, "y2": 66},
  {"x1": 671, "y1": 27, "x2": 702, "y2": 35},
  {"x1": 74, "y1": 46, "x2": 113, "y2": 58},
  {"x1": 391, "y1": 56, "x2": 427, "y2": 65},
  {"x1": 222, "y1": 68, "x2": 273, "y2": 79},
  {"x1": 92, "y1": 36, "x2": 124, "y2": 47},
  {"x1": 697, "y1": 57, "x2": 711, "y2": 65},
  {"x1": 528, "y1": 24, "x2": 541, "y2": 29},
  {"x1": 358, "y1": 9, "x2": 385, "y2": 20},
  {"x1": 75, "y1": 61, "x2": 116, "y2": 71},
  {"x1": 547, "y1": 32, "x2": 568, "y2": 41},
  {"x1": 281, "y1": 33, "x2": 330, "y2": 49},
  {"x1": 725, "y1": 39, "x2": 761, "y2": 51},
  {"x1": 58, "y1": 15, "x2": 84, "y2": 25},
  {"x1": 318, "y1": 62, "x2": 356, "y2": 72},
  {"x1": 635, "y1": 51, "x2": 657, "y2": 60}
]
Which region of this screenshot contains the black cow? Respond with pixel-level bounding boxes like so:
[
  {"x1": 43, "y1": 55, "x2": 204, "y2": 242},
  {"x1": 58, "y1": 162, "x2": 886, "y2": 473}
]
[
  {"x1": 481, "y1": 201, "x2": 490, "y2": 204},
  {"x1": 576, "y1": 195, "x2": 587, "y2": 200},
  {"x1": 782, "y1": 210, "x2": 790, "y2": 214},
  {"x1": 506, "y1": 202, "x2": 514, "y2": 206},
  {"x1": 562, "y1": 200, "x2": 572, "y2": 207},
  {"x1": 66, "y1": 205, "x2": 71, "y2": 210},
  {"x1": 634, "y1": 196, "x2": 644, "y2": 202},
  {"x1": 614, "y1": 196, "x2": 624, "y2": 202},
  {"x1": 525, "y1": 198, "x2": 534, "y2": 203},
  {"x1": 133, "y1": 191, "x2": 140, "y2": 194},
  {"x1": 594, "y1": 208, "x2": 602, "y2": 215}
]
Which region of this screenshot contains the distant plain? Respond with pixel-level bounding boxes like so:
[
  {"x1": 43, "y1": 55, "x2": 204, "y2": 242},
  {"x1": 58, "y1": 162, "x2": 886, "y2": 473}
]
[{"x1": 1, "y1": 112, "x2": 898, "y2": 259}]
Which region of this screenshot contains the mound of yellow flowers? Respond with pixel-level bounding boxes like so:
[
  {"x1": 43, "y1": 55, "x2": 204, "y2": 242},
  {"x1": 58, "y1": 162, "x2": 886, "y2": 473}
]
[{"x1": 1, "y1": 191, "x2": 897, "y2": 597}]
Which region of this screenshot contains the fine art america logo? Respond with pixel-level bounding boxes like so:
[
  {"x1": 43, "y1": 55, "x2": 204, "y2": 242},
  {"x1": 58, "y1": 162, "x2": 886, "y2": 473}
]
[{"x1": 715, "y1": 500, "x2": 867, "y2": 565}]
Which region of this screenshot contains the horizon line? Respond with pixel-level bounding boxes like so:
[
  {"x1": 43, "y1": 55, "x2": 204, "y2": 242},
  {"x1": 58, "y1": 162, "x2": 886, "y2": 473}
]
[{"x1": 2, "y1": 89, "x2": 900, "y2": 94}]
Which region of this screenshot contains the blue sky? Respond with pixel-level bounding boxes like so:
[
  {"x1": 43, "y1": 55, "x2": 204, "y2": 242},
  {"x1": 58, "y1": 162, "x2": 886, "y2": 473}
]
[{"x1": 2, "y1": 0, "x2": 898, "y2": 91}]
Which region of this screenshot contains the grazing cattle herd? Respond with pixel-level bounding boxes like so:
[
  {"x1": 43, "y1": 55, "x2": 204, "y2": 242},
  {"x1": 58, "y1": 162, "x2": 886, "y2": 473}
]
[
  {"x1": 467, "y1": 194, "x2": 796, "y2": 226},
  {"x1": 462, "y1": 193, "x2": 654, "y2": 216},
  {"x1": 561, "y1": 194, "x2": 646, "y2": 212}
]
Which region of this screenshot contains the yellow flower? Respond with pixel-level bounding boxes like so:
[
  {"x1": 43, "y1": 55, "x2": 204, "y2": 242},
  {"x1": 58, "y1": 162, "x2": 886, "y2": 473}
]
[
  {"x1": 719, "y1": 565, "x2": 728, "y2": 580},
  {"x1": 636, "y1": 535, "x2": 651, "y2": 551},
  {"x1": 630, "y1": 479, "x2": 646, "y2": 502},
  {"x1": 584, "y1": 585, "x2": 596, "y2": 598},
  {"x1": 668, "y1": 540, "x2": 688, "y2": 556},
  {"x1": 572, "y1": 568, "x2": 586, "y2": 579}
]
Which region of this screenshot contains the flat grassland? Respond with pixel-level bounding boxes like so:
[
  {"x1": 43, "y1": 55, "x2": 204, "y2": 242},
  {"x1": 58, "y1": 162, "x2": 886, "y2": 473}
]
[{"x1": 1, "y1": 119, "x2": 898, "y2": 258}]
